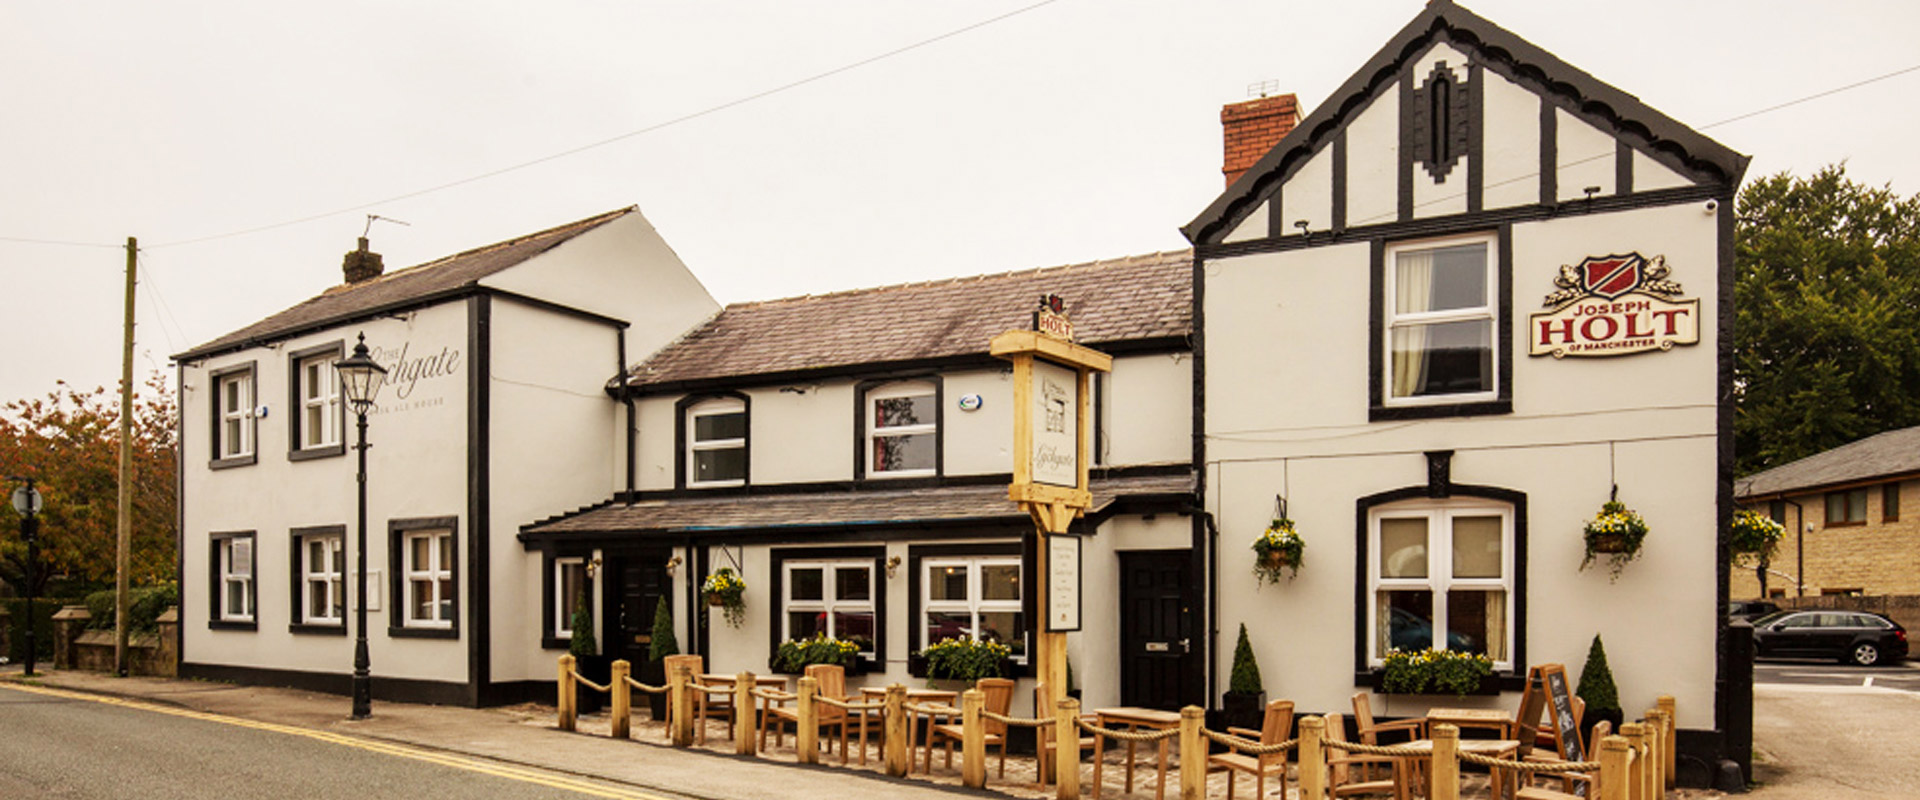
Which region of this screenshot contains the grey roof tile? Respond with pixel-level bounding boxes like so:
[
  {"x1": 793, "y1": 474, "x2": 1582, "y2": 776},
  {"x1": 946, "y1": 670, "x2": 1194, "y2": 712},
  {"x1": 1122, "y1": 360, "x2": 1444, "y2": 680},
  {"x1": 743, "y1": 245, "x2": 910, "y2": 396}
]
[{"x1": 1737, "y1": 425, "x2": 1920, "y2": 498}]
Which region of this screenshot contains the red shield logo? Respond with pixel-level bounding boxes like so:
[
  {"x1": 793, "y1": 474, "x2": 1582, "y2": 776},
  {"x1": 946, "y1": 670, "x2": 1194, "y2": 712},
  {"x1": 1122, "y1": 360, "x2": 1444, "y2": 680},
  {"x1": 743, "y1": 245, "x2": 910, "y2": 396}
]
[{"x1": 1578, "y1": 254, "x2": 1645, "y2": 300}]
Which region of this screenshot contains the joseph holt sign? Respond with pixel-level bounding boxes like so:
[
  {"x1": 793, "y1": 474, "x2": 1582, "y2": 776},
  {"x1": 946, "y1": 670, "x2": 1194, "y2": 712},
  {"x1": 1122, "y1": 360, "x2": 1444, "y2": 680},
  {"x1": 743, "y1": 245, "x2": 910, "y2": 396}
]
[{"x1": 1529, "y1": 252, "x2": 1699, "y2": 358}]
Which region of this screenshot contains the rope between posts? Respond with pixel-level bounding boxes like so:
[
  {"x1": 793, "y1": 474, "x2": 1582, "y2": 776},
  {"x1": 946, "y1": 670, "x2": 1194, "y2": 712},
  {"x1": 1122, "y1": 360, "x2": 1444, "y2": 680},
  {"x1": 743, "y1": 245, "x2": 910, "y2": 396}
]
[
  {"x1": 1075, "y1": 719, "x2": 1180, "y2": 743},
  {"x1": 753, "y1": 688, "x2": 797, "y2": 702},
  {"x1": 693, "y1": 683, "x2": 732, "y2": 695},
  {"x1": 1202, "y1": 729, "x2": 1297, "y2": 755},
  {"x1": 623, "y1": 676, "x2": 667, "y2": 695},
  {"x1": 905, "y1": 702, "x2": 963, "y2": 717},
  {"x1": 983, "y1": 712, "x2": 1055, "y2": 728},
  {"x1": 1320, "y1": 739, "x2": 1427, "y2": 757},
  {"x1": 816, "y1": 696, "x2": 886, "y2": 712},
  {"x1": 572, "y1": 673, "x2": 611, "y2": 694},
  {"x1": 1458, "y1": 752, "x2": 1601, "y2": 773}
]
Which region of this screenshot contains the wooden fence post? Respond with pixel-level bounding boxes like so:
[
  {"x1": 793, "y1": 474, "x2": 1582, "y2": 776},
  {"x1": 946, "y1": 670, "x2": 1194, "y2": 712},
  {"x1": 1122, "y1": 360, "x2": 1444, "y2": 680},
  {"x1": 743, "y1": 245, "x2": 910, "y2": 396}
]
[
  {"x1": 1297, "y1": 715, "x2": 1325, "y2": 800},
  {"x1": 1657, "y1": 695, "x2": 1676, "y2": 789},
  {"x1": 1056, "y1": 697, "x2": 1082, "y2": 800},
  {"x1": 961, "y1": 688, "x2": 986, "y2": 788},
  {"x1": 735, "y1": 673, "x2": 757, "y2": 755},
  {"x1": 1620, "y1": 722, "x2": 1646, "y2": 800},
  {"x1": 884, "y1": 684, "x2": 910, "y2": 777},
  {"x1": 558, "y1": 654, "x2": 577, "y2": 732},
  {"x1": 669, "y1": 661, "x2": 694, "y2": 747},
  {"x1": 796, "y1": 676, "x2": 820, "y2": 764},
  {"x1": 1598, "y1": 734, "x2": 1629, "y2": 800},
  {"x1": 1179, "y1": 706, "x2": 1206, "y2": 800},
  {"x1": 1644, "y1": 709, "x2": 1666, "y2": 797},
  {"x1": 611, "y1": 660, "x2": 632, "y2": 739},
  {"x1": 1430, "y1": 723, "x2": 1459, "y2": 800}
]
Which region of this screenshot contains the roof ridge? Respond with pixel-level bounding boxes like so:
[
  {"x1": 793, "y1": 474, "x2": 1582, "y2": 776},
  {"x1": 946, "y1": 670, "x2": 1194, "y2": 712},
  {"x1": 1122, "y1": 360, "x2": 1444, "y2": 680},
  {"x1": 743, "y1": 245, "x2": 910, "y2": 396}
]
[
  {"x1": 720, "y1": 248, "x2": 1192, "y2": 311},
  {"x1": 359, "y1": 205, "x2": 636, "y2": 286}
]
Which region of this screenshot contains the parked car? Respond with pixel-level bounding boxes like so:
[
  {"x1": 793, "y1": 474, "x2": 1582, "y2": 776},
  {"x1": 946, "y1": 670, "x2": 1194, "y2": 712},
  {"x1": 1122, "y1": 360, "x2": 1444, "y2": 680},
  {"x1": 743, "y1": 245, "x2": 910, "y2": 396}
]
[
  {"x1": 1750, "y1": 610, "x2": 1909, "y2": 666},
  {"x1": 1726, "y1": 600, "x2": 1781, "y2": 623}
]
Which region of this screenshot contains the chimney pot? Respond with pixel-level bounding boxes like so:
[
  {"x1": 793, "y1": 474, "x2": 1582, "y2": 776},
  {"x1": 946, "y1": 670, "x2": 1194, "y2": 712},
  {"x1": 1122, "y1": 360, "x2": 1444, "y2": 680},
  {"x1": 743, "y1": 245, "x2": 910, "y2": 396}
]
[
  {"x1": 343, "y1": 237, "x2": 385, "y2": 284},
  {"x1": 1220, "y1": 92, "x2": 1300, "y2": 187}
]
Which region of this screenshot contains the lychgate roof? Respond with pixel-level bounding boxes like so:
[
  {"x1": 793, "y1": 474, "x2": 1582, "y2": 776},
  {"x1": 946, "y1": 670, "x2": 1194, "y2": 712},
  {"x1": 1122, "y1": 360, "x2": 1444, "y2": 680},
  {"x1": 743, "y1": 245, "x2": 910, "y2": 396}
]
[
  {"x1": 625, "y1": 250, "x2": 1192, "y2": 392},
  {"x1": 175, "y1": 207, "x2": 636, "y2": 361},
  {"x1": 1182, "y1": 0, "x2": 1748, "y2": 245}
]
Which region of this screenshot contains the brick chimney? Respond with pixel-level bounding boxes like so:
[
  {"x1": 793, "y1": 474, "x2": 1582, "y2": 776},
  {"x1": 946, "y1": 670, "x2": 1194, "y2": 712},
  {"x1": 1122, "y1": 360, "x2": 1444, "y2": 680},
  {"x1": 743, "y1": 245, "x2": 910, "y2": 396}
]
[
  {"x1": 1221, "y1": 93, "x2": 1300, "y2": 186},
  {"x1": 342, "y1": 237, "x2": 384, "y2": 284}
]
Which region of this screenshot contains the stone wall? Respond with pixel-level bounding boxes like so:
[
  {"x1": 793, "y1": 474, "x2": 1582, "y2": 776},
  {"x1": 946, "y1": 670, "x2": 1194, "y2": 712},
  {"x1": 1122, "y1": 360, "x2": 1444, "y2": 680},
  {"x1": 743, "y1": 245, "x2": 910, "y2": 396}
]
[
  {"x1": 1731, "y1": 480, "x2": 1920, "y2": 598},
  {"x1": 51, "y1": 605, "x2": 178, "y2": 677}
]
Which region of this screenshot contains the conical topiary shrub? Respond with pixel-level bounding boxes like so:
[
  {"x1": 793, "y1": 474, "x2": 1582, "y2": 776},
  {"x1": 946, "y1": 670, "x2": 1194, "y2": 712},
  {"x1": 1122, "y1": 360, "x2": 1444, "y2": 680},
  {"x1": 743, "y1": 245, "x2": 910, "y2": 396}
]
[
  {"x1": 649, "y1": 599, "x2": 678, "y2": 662},
  {"x1": 1223, "y1": 623, "x2": 1266, "y2": 730},
  {"x1": 1575, "y1": 634, "x2": 1623, "y2": 738}
]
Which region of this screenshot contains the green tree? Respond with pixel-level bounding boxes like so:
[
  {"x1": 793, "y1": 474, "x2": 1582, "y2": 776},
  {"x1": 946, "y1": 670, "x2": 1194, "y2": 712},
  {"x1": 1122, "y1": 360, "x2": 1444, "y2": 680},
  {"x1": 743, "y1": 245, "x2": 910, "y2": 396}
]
[
  {"x1": 0, "y1": 373, "x2": 178, "y2": 596},
  {"x1": 1735, "y1": 164, "x2": 1920, "y2": 475}
]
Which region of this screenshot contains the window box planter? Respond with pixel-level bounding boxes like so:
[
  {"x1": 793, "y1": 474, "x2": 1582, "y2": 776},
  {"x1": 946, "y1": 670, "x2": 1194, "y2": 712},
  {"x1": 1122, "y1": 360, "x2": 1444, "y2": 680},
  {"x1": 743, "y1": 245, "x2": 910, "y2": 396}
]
[{"x1": 1367, "y1": 668, "x2": 1504, "y2": 697}]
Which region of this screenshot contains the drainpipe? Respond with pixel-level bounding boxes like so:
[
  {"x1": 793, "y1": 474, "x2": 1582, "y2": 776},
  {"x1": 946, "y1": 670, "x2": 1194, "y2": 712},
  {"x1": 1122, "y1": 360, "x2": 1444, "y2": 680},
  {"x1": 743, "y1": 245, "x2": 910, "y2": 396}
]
[
  {"x1": 617, "y1": 331, "x2": 635, "y2": 503},
  {"x1": 1785, "y1": 498, "x2": 1805, "y2": 597}
]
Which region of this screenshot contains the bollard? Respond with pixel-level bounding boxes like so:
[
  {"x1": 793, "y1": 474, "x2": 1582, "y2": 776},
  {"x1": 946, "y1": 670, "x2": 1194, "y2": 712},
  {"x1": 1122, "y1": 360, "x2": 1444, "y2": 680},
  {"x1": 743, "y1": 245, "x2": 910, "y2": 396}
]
[
  {"x1": 611, "y1": 660, "x2": 632, "y2": 739},
  {"x1": 558, "y1": 654, "x2": 577, "y2": 732},
  {"x1": 1056, "y1": 697, "x2": 1082, "y2": 800},
  {"x1": 1431, "y1": 723, "x2": 1459, "y2": 800},
  {"x1": 884, "y1": 684, "x2": 910, "y2": 777},
  {"x1": 797, "y1": 676, "x2": 820, "y2": 764},
  {"x1": 960, "y1": 688, "x2": 986, "y2": 787},
  {"x1": 1297, "y1": 716, "x2": 1325, "y2": 800},
  {"x1": 1620, "y1": 723, "x2": 1647, "y2": 800},
  {"x1": 1657, "y1": 695, "x2": 1676, "y2": 789},
  {"x1": 735, "y1": 673, "x2": 757, "y2": 755},
  {"x1": 1598, "y1": 734, "x2": 1629, "y2": 800},
  {"x1": 1179, "y1": 706, "x2": 1206, "y2": 800},
  {"x1": 669, "y1": 661, "x2": 694, "y2": 747}
]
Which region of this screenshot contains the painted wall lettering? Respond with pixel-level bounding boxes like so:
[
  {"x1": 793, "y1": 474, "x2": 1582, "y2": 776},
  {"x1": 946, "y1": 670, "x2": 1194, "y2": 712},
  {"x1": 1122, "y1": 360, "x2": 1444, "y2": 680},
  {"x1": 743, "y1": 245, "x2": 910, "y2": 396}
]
[{"x1": 369, "y1": 342, "x2": 463, "y2": 400}]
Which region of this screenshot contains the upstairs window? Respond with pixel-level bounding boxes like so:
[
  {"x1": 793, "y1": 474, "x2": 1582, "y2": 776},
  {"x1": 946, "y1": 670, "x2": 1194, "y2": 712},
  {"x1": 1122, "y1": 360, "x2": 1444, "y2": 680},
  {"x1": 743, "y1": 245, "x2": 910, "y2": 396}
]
[
  {"x1": 1884, "y1": 482, "x2": 1900, "y2": 523},
  {"x1": 210, "y1": 364, "x2": 257, "y2": 467},
  {"x1": 687, "y1": 398, "x2": 747, "y2": 487},
  {"x1": 866, "y1": 381, "x2": 937, "y2": 478},
  {"x1": 1825, "y1": 488, "x2": 1867, "y2": 526},
  {"x1": 290, "y1": 343, "x2": 344, "y2": 457},
  {"x1": 1385, "y1": 234, "x2": 1496, "y2": 404}
]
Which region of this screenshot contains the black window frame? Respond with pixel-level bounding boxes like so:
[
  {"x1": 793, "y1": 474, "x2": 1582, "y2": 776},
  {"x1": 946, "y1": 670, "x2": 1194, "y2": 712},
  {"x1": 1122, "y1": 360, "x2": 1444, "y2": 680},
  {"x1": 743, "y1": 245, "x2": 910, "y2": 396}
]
[
  {"x1": 675, "y1": 391, "x2": 751, "y2": 490},
  {"x1": 767, "y1": 546, "x2": 888, "y2": 671},
  {"x1": 1884, "y1": 482, "x2": 1900, "y2": 523},
  {"x1": 288, "y1": 524, "x2": 347, "y2": 635},
  {"x1": 207, "y1": 530, "x2": 258, "y2": 631},
  {"x1": 1368, "y1": 227, "x2": 1513, "y2": 421},
  {"x1": 905, "y1": 540, "x2": 1033, "y2": 678},
  {"x1": 855, "y1": 376, "x2": 945, "y2": 481},
  {"x1": 1825, "y1": 488, "x2": 1868, "y2": 526},
  {"x1": 540, "y1": 549, "x2": 594, "y2": 650},
  {"x1": 208, "y1": 362, "x2": 259, "y2": 469},
  {"x1": 388, "y1": 516, "x2": 460, "y2": 639},
  {"x1": 287, "y1": 340, "x2": 347, "y2": 462}
]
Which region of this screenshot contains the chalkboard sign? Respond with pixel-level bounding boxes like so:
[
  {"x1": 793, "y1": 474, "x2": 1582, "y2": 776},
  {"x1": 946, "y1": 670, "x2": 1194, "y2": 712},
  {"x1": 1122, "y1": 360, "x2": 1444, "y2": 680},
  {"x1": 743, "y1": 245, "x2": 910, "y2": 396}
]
[{"x1": 1517, "y1": 664, "x2": 1588, "y2": 797}]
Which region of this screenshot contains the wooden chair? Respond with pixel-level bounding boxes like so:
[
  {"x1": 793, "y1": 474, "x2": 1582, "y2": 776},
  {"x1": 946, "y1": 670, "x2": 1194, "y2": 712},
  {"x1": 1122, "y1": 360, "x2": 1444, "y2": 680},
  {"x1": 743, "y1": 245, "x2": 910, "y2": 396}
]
[
  {"x1": 1512, "y1": 717, "x2": 1605, "y2": 798},
  {"x1": 1324, "y1": 713, "x2": 1403, "y2": 799},
  {"x1": 762, "y1": 664, "x2": 864, "y2": 764},
  {"x1": 929, "y1": 678, "x2": 1015, "y2": 778},
  {"x1": 1207, "y1": 699, "x2": 1294, "y2": 800},
  {"x1": 1351, "y1": 691, "x2": 1426, "y2": 747},
  {"x1": 1033, "y1": 682, "x2": 1096, "y2": 788},
  {"x1": 660, "y1": 654, "x2": 704, "y2": 740}
]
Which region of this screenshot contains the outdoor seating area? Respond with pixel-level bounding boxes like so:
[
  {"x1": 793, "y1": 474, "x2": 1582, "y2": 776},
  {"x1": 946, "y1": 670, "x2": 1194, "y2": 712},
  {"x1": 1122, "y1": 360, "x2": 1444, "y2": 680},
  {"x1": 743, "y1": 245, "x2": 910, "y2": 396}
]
[{"x1": 554, "y1": 656, "x2": 1682, "y2": 800}]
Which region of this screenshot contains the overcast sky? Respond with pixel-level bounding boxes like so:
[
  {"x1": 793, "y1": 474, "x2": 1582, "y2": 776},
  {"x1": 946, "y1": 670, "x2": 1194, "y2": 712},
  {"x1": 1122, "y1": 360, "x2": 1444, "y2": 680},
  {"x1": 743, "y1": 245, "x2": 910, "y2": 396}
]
[{"x1": 3, "y1": 1, "x2": 1916, "y2": 405}]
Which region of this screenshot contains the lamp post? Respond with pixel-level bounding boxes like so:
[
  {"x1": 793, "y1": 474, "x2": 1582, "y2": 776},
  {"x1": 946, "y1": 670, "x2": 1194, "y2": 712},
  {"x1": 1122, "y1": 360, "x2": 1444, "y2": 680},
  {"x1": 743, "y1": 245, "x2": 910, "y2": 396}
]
[
  {"x1": 335, "y1": 333, "x2": 388, "y2": 719},
  {"x1": 10, "y1": 478, "x2": 42, "y2": 677}
]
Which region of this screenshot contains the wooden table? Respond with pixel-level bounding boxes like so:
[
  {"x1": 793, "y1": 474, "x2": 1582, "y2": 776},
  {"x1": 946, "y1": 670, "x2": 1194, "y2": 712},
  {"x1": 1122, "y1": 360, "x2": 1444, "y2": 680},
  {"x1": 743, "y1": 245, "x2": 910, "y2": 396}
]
[
  {"x1": 1395, "y1": 738, "x2": 1521, "y2": 800},
  {"x1": 860, "y1": 686, "x2": 958, "y2": 773},
  {"x1": 1426, "y1": 707, "x2": 1514, "y2": 738},
  {"x1": 1090, "y1": 706, "x2": 1182, "y2": 800},
  {"x1": 700, "y1": 673, "x2": 787, "y2": 744}
]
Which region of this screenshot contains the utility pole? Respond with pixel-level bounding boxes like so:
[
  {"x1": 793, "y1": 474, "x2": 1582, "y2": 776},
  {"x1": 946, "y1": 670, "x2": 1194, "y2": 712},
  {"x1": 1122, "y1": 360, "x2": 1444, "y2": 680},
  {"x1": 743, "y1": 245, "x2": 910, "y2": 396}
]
[{"x1": 115, "y1": 236, "x2": 135, "y2": 678}]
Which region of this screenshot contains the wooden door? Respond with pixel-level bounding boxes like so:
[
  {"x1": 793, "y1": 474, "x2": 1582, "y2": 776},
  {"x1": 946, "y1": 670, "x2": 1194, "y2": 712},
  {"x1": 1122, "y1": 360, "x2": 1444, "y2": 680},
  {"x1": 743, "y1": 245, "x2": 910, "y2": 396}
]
[
  {"x1": 605, "y1": 551, "x2": 672, "y2": 687},
  {"x1": 1118, "y1": 550, "x2": 1199, "y2": 710}
]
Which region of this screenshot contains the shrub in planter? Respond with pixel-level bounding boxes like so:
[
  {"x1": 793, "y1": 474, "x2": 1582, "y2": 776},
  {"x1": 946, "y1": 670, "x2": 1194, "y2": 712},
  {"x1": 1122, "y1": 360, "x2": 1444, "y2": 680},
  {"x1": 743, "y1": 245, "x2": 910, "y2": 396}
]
[
  {"x1": 1581, "y1": 500, "x2": 1649, "y2": 581},
  {"x1": 1222, "y1": 623, "x2": 1266, "y2": 730},
  {"x1": 1575, "y1": 635, "x2": 1623, "y2": 736},
  {"x1": 921, "y1": 637, "x2": 1012, "y2": 686},
  {"x1": 1381, "y1": 648, "x2": 1493, "y2": 697},
  {"x1": 567, "y1": 602, "x2": 611, "y2": 714}
]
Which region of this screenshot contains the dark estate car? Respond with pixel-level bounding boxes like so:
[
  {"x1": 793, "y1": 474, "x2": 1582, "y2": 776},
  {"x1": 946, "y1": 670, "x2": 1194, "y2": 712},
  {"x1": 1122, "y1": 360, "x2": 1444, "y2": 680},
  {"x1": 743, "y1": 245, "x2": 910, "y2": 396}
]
[{"x1": 1750, "y1": 610, "x2": 1909, "y2": 666}]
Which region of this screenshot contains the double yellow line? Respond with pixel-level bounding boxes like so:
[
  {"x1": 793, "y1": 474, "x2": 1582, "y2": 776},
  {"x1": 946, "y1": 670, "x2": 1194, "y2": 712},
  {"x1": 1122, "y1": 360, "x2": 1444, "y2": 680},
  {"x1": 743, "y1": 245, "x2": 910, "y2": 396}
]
[{"x1": 0, "y1": 682, "x2": 674, "y2": 800}]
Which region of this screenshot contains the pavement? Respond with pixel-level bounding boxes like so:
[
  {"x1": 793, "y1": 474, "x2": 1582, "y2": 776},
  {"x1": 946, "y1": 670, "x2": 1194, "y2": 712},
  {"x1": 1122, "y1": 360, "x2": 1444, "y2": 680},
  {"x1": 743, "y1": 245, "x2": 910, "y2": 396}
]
[{"x1": 1747, "y1": 668, "x2": 1920, "y2": 800}]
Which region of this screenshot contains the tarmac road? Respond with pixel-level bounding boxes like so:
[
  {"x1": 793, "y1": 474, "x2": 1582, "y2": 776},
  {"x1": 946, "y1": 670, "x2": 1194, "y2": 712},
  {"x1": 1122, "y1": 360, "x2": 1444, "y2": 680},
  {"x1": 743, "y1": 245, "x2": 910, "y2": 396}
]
[{"x1": 1748, "y1": 660, "x2": 1920, "y2": 799}]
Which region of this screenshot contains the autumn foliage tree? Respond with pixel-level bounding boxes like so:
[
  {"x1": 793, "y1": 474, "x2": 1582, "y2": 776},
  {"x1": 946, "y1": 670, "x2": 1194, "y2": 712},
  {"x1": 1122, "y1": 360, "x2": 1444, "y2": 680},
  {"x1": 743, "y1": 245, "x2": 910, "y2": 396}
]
[{"x1": 0, "y1": 373, "x2": 177, "y2": 597}]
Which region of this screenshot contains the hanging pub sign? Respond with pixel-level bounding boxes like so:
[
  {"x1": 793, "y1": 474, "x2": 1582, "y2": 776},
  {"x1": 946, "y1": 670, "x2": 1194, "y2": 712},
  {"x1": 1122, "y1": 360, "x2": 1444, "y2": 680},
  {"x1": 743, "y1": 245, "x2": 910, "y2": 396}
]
[
  {"x1": 1528, "y1": 253, "x2": 1699, "y2": 358},
  {"x1": 1034, "y1": 294, "x2": 1074, "y2": 342},
  {"x1": 1031, "y1": 359, "x2": 1078, "y2": 487}
]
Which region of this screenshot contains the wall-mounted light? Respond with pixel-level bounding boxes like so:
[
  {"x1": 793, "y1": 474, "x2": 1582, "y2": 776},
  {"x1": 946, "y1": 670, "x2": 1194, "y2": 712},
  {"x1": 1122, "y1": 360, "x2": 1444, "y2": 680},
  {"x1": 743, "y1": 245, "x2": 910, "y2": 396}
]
[
  {"x1": 664, "y1": 555, "x2": 681, "y2": 575},
  {"x1": 886, "y1": 555, "x2": 902, "y2": 579},
  {"x1": 585, "y1": 556, "x2": 603, "y2": 578}
]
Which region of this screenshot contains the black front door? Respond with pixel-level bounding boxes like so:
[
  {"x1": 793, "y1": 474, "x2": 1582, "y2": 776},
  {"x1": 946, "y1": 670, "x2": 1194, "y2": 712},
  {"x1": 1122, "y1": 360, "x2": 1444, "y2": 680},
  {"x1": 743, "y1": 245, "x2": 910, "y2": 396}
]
[
  {"x1": 1118, "y1": 550, "x2": 1199, "y2": 710},
  {"x1": 604, "y1": 551, "x2": 673, "y2": 688}
]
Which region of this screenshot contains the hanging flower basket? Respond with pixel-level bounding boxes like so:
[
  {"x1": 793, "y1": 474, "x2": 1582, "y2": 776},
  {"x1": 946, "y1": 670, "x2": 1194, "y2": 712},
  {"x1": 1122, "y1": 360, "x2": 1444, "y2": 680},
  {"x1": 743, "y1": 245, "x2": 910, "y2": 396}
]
[
  {"x1": 1581, "y1": 500, "x2": 1649, "y2": 581},
  {"x1": 1729, "y1": 509, "x2": 1785, "y2": 564},
  {"x1": 701, "y1": 567, "x2": 747, "y2": 627},
  {"x1": 1252, "y1": 518, "x2": 1305, "y2": 584}
]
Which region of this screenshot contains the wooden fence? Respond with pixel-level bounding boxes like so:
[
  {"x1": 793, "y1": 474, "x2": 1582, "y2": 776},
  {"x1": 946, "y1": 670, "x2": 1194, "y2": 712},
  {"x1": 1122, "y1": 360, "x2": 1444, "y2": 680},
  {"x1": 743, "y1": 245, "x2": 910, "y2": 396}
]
[{"x1": 557, "y1": 656, "x2": 1678, "y2": 799}]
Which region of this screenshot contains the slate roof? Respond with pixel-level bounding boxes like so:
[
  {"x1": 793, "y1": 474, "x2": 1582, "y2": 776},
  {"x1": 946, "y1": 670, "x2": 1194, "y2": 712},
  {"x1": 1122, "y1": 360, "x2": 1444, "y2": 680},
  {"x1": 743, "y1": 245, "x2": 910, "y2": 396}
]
[
  {"x1": 175, "y1": 207, "x2": 637, "y2": 361},
  {"x1": 1737, "y1": 426, "x2": 1920, "y2": 499},
  {"x1": 520, "y1": 472, "x2": 1195, "y2": 538},
  {"x1": 1182, "y1": 0, "x2": 1750, "y2": 244},
  {"x1": 625, "y1": 250, "x2": 1192, "y2": 391}
]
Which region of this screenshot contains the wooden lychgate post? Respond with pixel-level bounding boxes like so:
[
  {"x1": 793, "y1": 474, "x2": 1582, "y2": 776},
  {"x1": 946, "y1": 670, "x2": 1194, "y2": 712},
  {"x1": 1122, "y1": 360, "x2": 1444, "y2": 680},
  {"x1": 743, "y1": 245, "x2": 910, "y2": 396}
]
[{"x1": 991, "y1": 297, "x2": 1112, "y2": 725}]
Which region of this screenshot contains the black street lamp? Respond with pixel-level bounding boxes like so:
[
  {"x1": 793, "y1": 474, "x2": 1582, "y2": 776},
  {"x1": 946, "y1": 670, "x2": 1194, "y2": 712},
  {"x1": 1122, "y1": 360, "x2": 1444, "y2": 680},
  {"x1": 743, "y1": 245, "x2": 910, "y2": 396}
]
[
  {"x1": 10, "y1": 478, "x2": 42, "y2": 677},
  {"x1": 334, "y1": 333, "x2": 387, "y2": 719}
]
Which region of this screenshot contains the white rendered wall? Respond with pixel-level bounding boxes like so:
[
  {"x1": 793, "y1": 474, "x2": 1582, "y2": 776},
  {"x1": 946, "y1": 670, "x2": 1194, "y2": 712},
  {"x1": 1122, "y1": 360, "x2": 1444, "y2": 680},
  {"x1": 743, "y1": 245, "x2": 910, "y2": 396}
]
[
  {"x1": 1480, "y1": 70, "x2": 1542, "y2": 210},
  {"x1": 1344, "y1": 90, "x2": 1400, "y2": 228}
]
